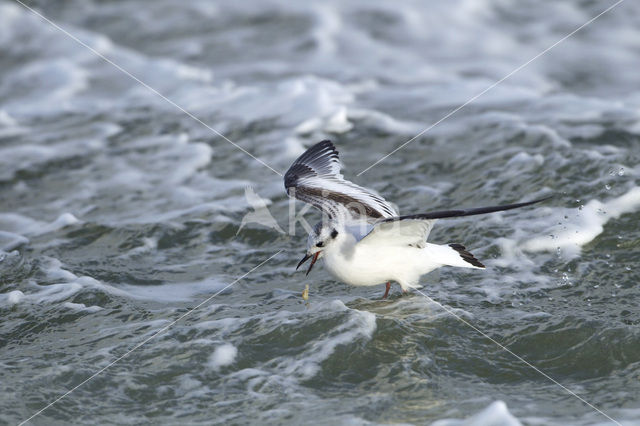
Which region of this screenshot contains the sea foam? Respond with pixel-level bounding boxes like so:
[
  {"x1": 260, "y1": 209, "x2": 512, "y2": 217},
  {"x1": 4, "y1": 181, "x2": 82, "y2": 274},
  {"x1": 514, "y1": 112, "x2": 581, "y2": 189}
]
[
  {"x1": 208, "y1": 343, "x2": 238, "y2": 370},
  {"x1": 523, "y1": 186, "x2": 640, "y2": 258}
]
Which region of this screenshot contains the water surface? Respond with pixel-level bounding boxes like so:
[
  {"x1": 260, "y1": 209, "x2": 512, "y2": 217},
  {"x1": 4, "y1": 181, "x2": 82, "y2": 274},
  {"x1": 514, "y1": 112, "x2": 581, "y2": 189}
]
[{"x1": 1, "y1": 1, "x2": 640, "y2": 425}]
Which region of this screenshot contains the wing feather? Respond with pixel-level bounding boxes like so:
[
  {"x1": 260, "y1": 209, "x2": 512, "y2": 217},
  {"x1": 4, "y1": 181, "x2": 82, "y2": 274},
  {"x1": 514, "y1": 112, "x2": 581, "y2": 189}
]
[
  {"x1": 359, "y1": 218, "x2": 436, "y2": 248},
  {"x1": 359, "y1": 196, "x2": 552, "y2": 248},
  {"x1": 284, "y1": 140, "x2": 397, "y2": 221},
  {"x1": 390, "y1": 196, "x2": 553, "y2": 221}
]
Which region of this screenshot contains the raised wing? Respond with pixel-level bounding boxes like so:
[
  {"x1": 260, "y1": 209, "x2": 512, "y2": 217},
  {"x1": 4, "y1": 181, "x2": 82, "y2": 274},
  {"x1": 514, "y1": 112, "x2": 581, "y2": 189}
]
[
  {"x1": 284, "y1": 140, "x2": 397, "y2": 221},
  {"x1": 359, "y1": 196, "x2": 552, "y2": 248}
]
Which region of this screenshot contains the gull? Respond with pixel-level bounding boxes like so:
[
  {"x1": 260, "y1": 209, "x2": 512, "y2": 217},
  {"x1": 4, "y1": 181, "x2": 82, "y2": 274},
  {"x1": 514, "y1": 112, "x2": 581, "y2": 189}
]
[{"x1": 284, "y1": 140, "x2": 550, "y2": 298}]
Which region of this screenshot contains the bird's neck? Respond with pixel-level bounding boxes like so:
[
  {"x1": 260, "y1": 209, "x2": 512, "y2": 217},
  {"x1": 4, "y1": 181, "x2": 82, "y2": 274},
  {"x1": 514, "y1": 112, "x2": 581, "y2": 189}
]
[{"x1": 325, "y1": 227, "x2": 356, "y2": 260}]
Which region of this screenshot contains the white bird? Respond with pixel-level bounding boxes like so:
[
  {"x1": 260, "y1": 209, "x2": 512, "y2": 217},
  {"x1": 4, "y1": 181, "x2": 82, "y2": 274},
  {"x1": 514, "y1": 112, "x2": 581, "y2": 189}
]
[{"x1": 284, "y1": 140, "x2": 550, "y2": 298}]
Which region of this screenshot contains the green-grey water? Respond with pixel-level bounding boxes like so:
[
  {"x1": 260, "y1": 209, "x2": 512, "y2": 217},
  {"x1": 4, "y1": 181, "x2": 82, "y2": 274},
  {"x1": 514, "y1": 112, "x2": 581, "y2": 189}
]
[{"x1": 1, "y1": 1, "x2": 640, "y2": 425}]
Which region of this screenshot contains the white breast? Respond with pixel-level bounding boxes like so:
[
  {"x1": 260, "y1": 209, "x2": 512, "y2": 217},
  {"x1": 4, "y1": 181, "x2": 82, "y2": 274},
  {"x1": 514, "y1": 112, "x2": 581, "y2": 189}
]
[{"x1": 322, "y1": 236, "x2": 434, "y2": 288}]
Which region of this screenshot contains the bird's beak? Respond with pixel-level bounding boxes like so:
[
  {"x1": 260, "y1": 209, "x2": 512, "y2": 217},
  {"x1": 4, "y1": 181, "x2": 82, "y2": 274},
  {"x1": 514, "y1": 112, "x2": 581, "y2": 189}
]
[{"x1": 296, "y1": 252, "x2": 320, "y2": 276}]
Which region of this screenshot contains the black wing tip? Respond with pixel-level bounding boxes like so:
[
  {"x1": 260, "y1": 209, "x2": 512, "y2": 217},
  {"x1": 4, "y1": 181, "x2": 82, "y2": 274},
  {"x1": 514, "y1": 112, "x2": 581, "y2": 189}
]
[
  {"x1": 390, "y1": 192, "x2": 554, "y2": 221},
  {"x1": 315, "y1": 139, "x2": 335, "y2": 150},
  {"x1": 284, "y1": 140, "x2": 337, "y2": 189},
  {"x1": 299, "y1": 140, "x2": 338, "y2": 162},
  {"x1": 284, "y1": 163, "x2": 310, "y2": 189},
  {"x1": 524, "y1": 193, "x2": 555, "y2": 204},
  {"x1": 492, "y1": 193, "x2": 555, "y2": 211},
  {"x1": 449, "y1": 243, "x2": 485, "y2": 268}
]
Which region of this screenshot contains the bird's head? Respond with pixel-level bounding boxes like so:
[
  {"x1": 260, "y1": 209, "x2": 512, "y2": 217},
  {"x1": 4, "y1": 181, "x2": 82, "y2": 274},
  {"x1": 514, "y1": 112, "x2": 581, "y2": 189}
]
[{"x1": 296, "y1": 222, "x2": 340, "y2": 276}]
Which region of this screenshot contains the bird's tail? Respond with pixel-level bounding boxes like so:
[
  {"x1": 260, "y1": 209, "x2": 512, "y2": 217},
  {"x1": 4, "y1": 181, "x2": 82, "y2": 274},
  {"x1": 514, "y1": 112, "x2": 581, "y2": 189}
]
[{"x1": 424, "y1": 243, "x2": 485, "y2": 269}]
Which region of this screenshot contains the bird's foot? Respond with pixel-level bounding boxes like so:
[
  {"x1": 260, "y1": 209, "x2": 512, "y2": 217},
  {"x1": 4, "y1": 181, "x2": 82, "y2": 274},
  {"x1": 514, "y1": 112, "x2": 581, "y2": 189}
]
[{"x1": 382, "y1": 282, "x2": 391, "y2": 299}]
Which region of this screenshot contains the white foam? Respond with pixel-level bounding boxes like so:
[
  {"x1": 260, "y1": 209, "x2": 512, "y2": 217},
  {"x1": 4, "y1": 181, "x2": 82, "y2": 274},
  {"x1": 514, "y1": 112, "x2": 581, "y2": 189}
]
[
  {"x1": 196, "y1": 316, "x2": 249, "y2": 333},
  {"x1": 118, "y1": 279, "x2": 229, "y2": 302},
  {"x1": 0, "y1": 137, "x2": 105, "y2": 181},
  {"x1": 2, "y1": 256, "x2": 222, "y2": 307},
  {"x1": 63, "y1": 302, "x2": 103, "y2": 313},
  {"x1": 278, "y1": 302, "x2": 377, "y2": 380},
  {"x1": 0, "y1": 214, "x2": 42, "y2": 235},
  {"x1": 295, "y1": 105, "x2": 353, "y2": 134},
  {"x1": 522, "y1": 187, "x2": 640, "y2": 258},
  {"x1": 3, "y1": 59, "x2": 89, "y2": 116},
  {"x1": 27, "y1": 282, "x2": 84, "y2": 304},
  {"x1": 432, "y1": 400, "x2": 522, "y2": 426},
  {"x1": 3, "y1": 290, "x2": 24, "y2": 305},
  {"x1": 41, "y1": 258, "x2": 78, "y2": 282},
  {"x1": 0, "y1": 109, "x2": 17, "y2": 127},
  {"x1": 0, "y1": 109, "x2": 26, "y2": 137},
  {"x1": 349, "y1": 108, "x2": 425, "y2": 135},
  {"x1": 0, "y1": 231, "x2": 29, "y2": 251},
  {"x1": 208, "y1": 344, "x2": 238, "y2": 370},
  {"x1": 37, "y1": 213, "x2": 81, "y2": 235},
  {"x1": 117, "y1": 237, "x2": 158, "y2": 258}
]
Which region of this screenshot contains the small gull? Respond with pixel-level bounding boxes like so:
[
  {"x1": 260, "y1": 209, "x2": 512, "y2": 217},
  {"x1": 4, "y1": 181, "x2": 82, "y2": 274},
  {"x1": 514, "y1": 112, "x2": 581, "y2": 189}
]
[{"x1": 285, "y1": 140, "x2": 550, "y2": 298}]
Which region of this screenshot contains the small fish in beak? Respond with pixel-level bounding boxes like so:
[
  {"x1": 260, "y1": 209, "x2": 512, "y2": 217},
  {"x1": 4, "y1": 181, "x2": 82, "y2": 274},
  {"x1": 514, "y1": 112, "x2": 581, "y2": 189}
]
[{"x1": 296, "y1": 252, "x2": 320, "y2": 276}]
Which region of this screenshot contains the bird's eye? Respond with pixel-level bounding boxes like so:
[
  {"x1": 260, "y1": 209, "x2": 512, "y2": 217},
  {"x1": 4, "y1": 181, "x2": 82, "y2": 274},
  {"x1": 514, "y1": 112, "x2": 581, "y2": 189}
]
[
  {"x1": 330, "y1": 229, "x2": 338, "y2": 238},
  {"x1": 316, "y1": 241, "x2": 324, "y2": 247}
]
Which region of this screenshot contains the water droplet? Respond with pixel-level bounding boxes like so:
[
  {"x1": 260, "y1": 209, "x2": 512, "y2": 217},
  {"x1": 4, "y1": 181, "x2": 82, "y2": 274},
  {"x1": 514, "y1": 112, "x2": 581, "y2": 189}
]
[
  {"x1": 618, "y1": 168, "x2": 625, "y2": 176},
  {"x1": 605, "y1": 184, "x2": 611, "y2": 190}
]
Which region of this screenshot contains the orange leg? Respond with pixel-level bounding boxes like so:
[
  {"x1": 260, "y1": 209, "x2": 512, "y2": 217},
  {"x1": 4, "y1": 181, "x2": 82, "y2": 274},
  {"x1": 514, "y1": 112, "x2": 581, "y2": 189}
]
[{"x1": 382, "y1": 282, "x2": 391, "y2": 299}]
